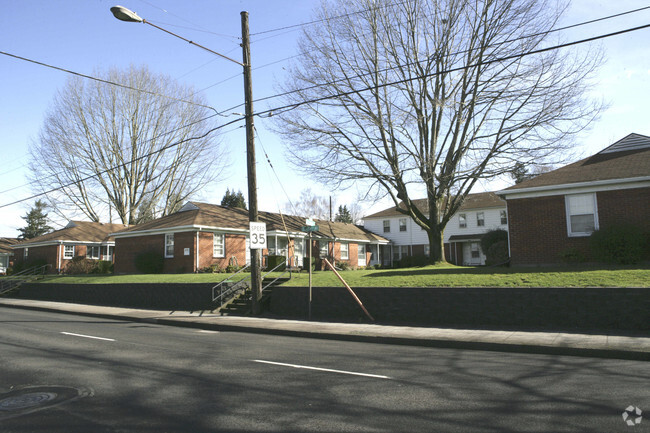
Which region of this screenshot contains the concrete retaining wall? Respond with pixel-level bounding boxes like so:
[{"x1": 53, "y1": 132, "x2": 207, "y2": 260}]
[
  {"x1": 12, "y1": 283, "x2": 649, "y2": 332},
  {"x1": 270, "y1": 286, "x2": 649, "y2": 332}
]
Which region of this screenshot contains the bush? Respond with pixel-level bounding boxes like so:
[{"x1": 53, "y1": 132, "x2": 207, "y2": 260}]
[
  {"x1": 134, "y1": 251, "x2": 164, "y2": 274},
  {"x1": 95, "y1": 260, "x2": 113, "y2": 274},
  {"x1": 485, "y1": 241, "x2": 509, "y2": 266},
  {"x1": 590, "y1": 224, "x2": 646, "y2": 265},
  {"x1": 267, "y1": 255, "x2": 286, "y2": 271},
  {"x1": 480, "y1": 229, "x2": 509, "y2": 254},
  {"x1": 337, "y1": 261, "x2": 351, "y2": 271},
  {"x1": 66, "y1": 256, "x2": 98, "y2": 274}
]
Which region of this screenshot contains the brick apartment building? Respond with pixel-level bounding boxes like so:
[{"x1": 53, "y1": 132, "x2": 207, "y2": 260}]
[
  {"x1": 499, "y1": 133, "x2": 650, "y2": 265},
  {"x1": 112, "y1": 202, "x2": 389, "y2": 274},
  {"x1": 11, "y1": 221, "x2": 128, "y2": 273}
]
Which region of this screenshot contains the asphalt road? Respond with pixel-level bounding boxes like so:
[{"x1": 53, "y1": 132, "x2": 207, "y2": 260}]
[{"x1": 0, "y1": 306, "x2": 647, "y2": 432}]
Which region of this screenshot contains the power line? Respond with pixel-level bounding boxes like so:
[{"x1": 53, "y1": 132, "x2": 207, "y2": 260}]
[
  {"x1": 0, "y1": 116, "x2": 244, "y2": 209},
  {"x1": 246, "y1": 5, "x2": 650, "y2": 109},
  {"x1": 251, "y1": 22, "x2": 650, "y2": 119},
  {"x1": 0, "y1": 50, "x2": 222, "y2": 115}
]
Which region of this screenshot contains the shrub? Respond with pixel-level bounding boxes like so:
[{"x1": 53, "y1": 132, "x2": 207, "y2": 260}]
[
  {"x1": 337, "y1": 261, "x2": 351, "y2": 271},
  {"x1": 485, "y1": 241, "x2": 509, "y2": 266},
  {"x1": 267, "y1": 255, "x2": 286, "y2": 271},
  {"x1": 397, "y1": 255, "x2": 429, "y2": 268},
  {"x1": 66, "y1": 256, "x2": 98, "y2": 274},
  {"x1": 95, "y1": 260, "x2": 113, "y2": 274},
  {"x1": 134, "y1": 251, "x2": 164, "y2": 274},
  {"x1": 480, "y1": 229, "x2": 509, "y2": 255},
  {"x1": 589, "y1": 224, "x2": 645, "y2": 265}
]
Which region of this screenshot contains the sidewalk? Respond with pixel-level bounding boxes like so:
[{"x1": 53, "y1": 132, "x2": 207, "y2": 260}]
[{"x1": 1, "y1": 298, "x2": 648, "y2": 361}]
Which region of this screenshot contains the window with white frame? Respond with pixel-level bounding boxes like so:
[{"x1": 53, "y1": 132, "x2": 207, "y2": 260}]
[
  {"x1": 340, "y1": 243, "x2": 349, "y2": 260},
  {"x1": 500, "y1": 210, "x2": 508, "y2": 225},
  {"x1": 383, "y1": 220, "x2": 390, "y2": 233},
  {"x1": 399, "y1": 218, "x2": 407, "y2": 232},
  {"x1": 213, "y1": 233, "x2": 225, "y2": 258},
  {"x1": 24, "y1": 247, "x2": 29, "y2": 259},
  {"x1": 470, "y1": 242, "x2": 480, "y2": 259},
  {"x1": 319, "y1": 240, "x2": 329, "y2": 258},
  {"x1": 424, "y1": 245, "x2": 430, "y2": 257},
  {"x1": 86, "y1": 246, "x2": 100, "y2": 260},
  {"x1": 565, "y1": 193, "x2": 598, "y2": 236},
  {"x1": 459, "y1": 213, "x2": 467, "y2": 228},
  {"x1": 64, "y1": 245, "x2": 75, "y2": 259},
  {"x1": 164, "y1": 233, "x2": 174, "y2": 258},
  {"x1": 476, "y1": 212, "x2": 485, "y2": 227}
]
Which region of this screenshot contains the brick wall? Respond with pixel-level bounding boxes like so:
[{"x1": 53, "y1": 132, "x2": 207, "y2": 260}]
[{"x1": 508, "y1": 187, "x2": 650, "y2": 265}]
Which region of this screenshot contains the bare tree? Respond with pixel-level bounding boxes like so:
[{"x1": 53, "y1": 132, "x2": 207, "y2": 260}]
[
  {"x1": 285, "y1": 188, "x2": 331, "y2": 220},
  {"x1": 30, "y1": 65, "x2": 228, "y2": 225},
  {"x1": 274, "y1": 0, "x2": 602, "y2": 261}
]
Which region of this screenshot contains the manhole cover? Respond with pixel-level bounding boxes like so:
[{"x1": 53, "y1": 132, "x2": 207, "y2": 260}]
[
  {"x1": 0, "y1": 386, "x2": 93, "y2": 420},
  {"x1": 0, "y1": 392, "x2": 58, "y2": 411}
]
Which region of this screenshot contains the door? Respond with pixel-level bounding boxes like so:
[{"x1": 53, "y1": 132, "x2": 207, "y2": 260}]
[{"x1": 357, "y1": 244, "x2": 367, "y2": 267}]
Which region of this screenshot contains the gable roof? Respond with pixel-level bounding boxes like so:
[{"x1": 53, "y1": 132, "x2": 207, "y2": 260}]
[
  {"x1": 12, "y1": 221, "x2": 129, "y2": 248},
  {"x1": 0, "y1": 238, "x2": 19, "y2": 254},
  {"x1": 364, "y1": 191, "x2": 506, "y2": 219},
  {"x1": 502, "y1": 133, "x2": 650, "y2": 194},
  {"x1": 114, "y1": 202, "x2": 389, "y2": 244}
]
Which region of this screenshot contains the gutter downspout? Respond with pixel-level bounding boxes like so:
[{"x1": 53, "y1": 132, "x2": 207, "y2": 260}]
[
  {"x1": 196, "y1": 231, "x2": 200, "y2": 273},
  {"x1": 58, "y1": 242, "x2": 62, "y2": 273}
]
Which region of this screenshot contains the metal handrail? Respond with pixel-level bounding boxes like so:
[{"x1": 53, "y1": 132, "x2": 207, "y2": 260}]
[
  {"x1": 261, "y1": 261, "x2": 291, "y2": 292},
  {"x1": 211, "y1": 264, "x2": 251, "y2": 305},
  {"x1": 0, "y1": 264, "x2": 52, "y2": 296}
]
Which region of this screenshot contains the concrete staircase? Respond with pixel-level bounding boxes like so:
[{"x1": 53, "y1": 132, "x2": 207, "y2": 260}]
[{"x1": 218, "y1": 277, "x2": 289, "y2": 316}]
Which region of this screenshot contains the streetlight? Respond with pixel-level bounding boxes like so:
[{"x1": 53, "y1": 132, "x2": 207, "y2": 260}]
[{"x1": 110, "y1": 5, "x2": 263, "y2": 314}]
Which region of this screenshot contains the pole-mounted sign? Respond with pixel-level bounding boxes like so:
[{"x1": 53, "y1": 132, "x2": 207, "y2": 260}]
[{"x1": 249, "y1": 222, "x2": 267, "y2": 249}]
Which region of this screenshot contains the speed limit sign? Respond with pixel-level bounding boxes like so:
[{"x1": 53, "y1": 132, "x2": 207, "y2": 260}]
[{"x1": 249, "y1": 222, "x2": 267, "y2": 249}]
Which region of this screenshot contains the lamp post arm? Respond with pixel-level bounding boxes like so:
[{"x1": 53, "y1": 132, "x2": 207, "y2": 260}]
[{"x1": 142, "y1": 19, "x2": 245, "y2": 67}]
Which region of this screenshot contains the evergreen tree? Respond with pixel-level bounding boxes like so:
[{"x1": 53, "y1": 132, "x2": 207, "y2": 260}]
[
  {"x1": 221, "y1": 189, "x2": 247, "y2": 209},
  {"x1": 18, "y1": 200, "x2": 53, "y2": 239},
  {"x1": 334, "y1": 205, "x2": 353, "y2": 223}
]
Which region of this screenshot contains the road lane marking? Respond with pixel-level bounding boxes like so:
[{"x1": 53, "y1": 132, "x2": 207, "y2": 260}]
[
  {"x1": 252, "y1": 359, "x2": 392, "y2": 379},
  {"x1": 60, "y1": 332, "x2": 115, "y2": 342}
]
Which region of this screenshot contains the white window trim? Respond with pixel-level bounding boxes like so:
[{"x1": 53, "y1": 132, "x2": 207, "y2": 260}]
[
  {"x1": 459, "y1": 213, "x2": 467, "y2": 228},
  {"x1": 399, "y1": 218, "x2": 407, "y2": 232},
  {"x1": 500, "y1": 210, "x2": 508, "y2": 226},
  {"x1": 565, "y1": 193, "x2": 599, "y2": 237},
  {"x1": 86, "y1": 246, "x2": 100, "y2": 260},
  {"x1": 383, "y1": 220, "x2": 390, "y2": 233},
  {"x1": 63, "y1": 245, "x2": 75, "y2": 259},
  {"x1": 164, "y1": 233, "x2": 174, "y2": 258},
  {"x1": 476, "y1": 212, "x2": 485, "y2": 227},
  {"x1": 340, "y1": 242, "x2": 349, "y2": 260},
  {"x1": 213, "y1": 233, "x2": 225, "y2": 258}
]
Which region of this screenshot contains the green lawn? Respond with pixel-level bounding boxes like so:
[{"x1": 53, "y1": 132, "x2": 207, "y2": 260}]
[{"x1": 25, "y1": 263, "x2": 650, "y2": 287}]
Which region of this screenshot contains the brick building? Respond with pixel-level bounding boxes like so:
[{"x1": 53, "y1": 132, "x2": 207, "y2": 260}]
[
  {"x1": 112, "y1": 202, "x2": 389, "y2": 274},
  {"x1": 0, "y1": 237, "x2": 19, "y2": 274},
  {"x1": 11, "y1": 221, "x2": 128, "y2": 273},
  {"x1": 499, "y1": 133, "x2": 650, "y2": 265}
]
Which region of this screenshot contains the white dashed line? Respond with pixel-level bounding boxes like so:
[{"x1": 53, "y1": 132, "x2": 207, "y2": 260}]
[
  {"x1": 60, "y1": 332, "x2": 115, "y2": 342},
  {"x1": 252, "y1": 359, "x2": 392, "y2": 379}
]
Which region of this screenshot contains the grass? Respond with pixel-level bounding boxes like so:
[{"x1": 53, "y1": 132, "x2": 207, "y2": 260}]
[{"x1": 21, "y1": 262, "x2": 650, "y2": 288}]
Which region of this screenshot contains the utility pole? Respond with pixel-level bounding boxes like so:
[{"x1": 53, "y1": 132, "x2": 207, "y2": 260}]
[{"x1": 241, "y1": 11, "x2": 262, "y2": 314}]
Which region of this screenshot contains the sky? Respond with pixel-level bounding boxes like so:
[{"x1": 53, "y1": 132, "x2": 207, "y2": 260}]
[{"x1": 1, "y1": 0, "x2": 650, "y2": 237}]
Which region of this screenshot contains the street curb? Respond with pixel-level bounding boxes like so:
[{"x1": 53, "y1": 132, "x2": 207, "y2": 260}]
[{"x1": 2, "y1": 301, "x2": 649, "y2": 362}]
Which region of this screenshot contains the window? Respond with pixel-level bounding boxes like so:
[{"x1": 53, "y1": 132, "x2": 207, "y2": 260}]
[
  {"x1": 383, "y1": 220, "x2": 390, "y2": 233},
  {"x1": 424, "y1": 245, "x2": 430, "y2": 257},
  {"x1": 476, "y1": 212, "x2": 485, "y2": 227},
  {"x1": 319, "y1": 240, "x2": 329, "y2": 258},
  {"x1": 471, "y1": 242, "x2": 480, "y2": 259},
  {"x1": 399, "y1": 218, "x2": 407, "y2": 232},
  {"x1": 164, "y1": 233, "x2": 174, "y2": 258},
  {"x1": 24, "y1": 247, "x2": 29, "y2": 259},
  {"x1": 459, "y1": 214, "x2": 467, "y2": 228},
  {"x1": 340, "y1": 243, "x2": 349, "y2": 260},
  {"x1": 86, "y1": 246, "x2": 100, "y2": 260},
  {"x1": 566, "y1": 193, "x2": 598, "y2": 236},
  {"x1": 500, "y1": 210, "x2": 508, "y2": 225},
  {"x1": 64, "y1": 245, "x2": 75, "y2": 259},
  {"x1": 213, "y1": 233, "x2": 225, "y2": 258},
  {"x1": 393, "y1": 245, "x2": 409, "y2": 262},
  {"x1": 267, "y1": 237, "x2": 276, "y2": 255}
]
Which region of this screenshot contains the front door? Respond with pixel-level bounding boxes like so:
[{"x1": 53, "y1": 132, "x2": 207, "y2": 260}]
[{"x1": 357, "y1": 244, "x2": 367, "y2": 267}]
